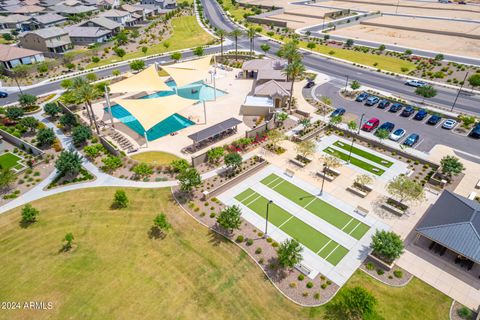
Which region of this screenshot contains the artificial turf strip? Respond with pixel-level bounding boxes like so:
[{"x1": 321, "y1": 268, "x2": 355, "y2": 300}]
[
  {"x1": 323, "y1": 147, "x2": 385, "y2": 176},
  {"x1": 261, "y1": 174, "x2": 370, "y2": 240},
  {"x1": 235, "y1": 189, "x2": 349, "y2": 266},
  {"x1": 0, "y1": 153, "x2": 21, "y2": 170},
  {"x1": 333, "y1": 140, "x2": 393, "y2": 168}
]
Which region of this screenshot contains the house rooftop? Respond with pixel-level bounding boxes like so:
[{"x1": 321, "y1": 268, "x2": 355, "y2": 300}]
[
  {"x1": 100, "y1": 9, "x2": 130, "y2": 17},
  {"x1": 52, "y1": 4, "x2": 97, "y2": 14},
  {"x1": 80, "y1": 17, "x2": 121, "y2": 30},
  {"x1": 257, "y1": 69, "x2": 286, "y2": 82},
  {"x1": 24, "y1": 26, "x2": 68, "y2": 38},
  {"x1": 0, "y1": 13, "x2": 31, "y2": 24},
  {"x1": 254, "y1": 80, "x2": 290, "y2": 97},
  {"x1": 0, "y1": 43, "x2": 42, "y2": 61},
  {"x1": 242, "y1": 58, "x2": 286, "y2": 71},
  {"x1": 121, "y1": 3, "x2": 143, "y2": 12},
  {"x1": 8, "y1": 4, "x2": 45, "y2": 13},
  {"x1": 416, "y1": 190, "x2": 480, "y2": 264},
  {"x1": 32, "y1": 13, "x2": 66, "y2": 24},
  {"x1": 64, "y1": 25, "x2": 110, "y2": 37}
]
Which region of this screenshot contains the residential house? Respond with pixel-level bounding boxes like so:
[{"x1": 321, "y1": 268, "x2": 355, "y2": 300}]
[
  {"x1": 121, "y1": 4, "x2": 148, "y2": 20},
  {"x1": 7, "y1": 4, "x2": 45, "y2": 15},
  {"x1": 140, "y1": 0, "x2": 175, "y2": 10},
  {"x1": 39, "y1": 0, "x2": 63, "y2": 7},
  {"x1": 20, "y1": 26, "x2": 72, "y2": 53},
  {"x1": 99, "y1": 9, "x2": 139, "y2": 27},
  {"x1": 64, "y1": 25, "x2": 112, "y2": 45},
  {"x1": 31, "y1": 13, "x2": 67, "y2": 28},
  {"x1": 0, "y1": 43, "x2": 44, "y2": 69},
  {"x1": 79, "y1": 16, "x2": 121, "y2": 35},
  {"x1": 50, "y1": 4, "x2": 98, "y2": 16},
  {"x1": 59, "y1": 0, "x2": 82, "y2": 6},
  {"x1": 0, "y1": 14, "x2": 31, "y2": 31},
  {"x1": 23, "y1": 0, "x2": 40, "y2": 5},
  {"x1": 96, "y1": 0, "x2": 119, "y2": 9}
]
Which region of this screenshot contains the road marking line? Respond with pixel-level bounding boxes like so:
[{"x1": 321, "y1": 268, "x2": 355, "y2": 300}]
[
  {"x1": 324, "y1": 244, "x2": 340, "y2": 260},
  {"x1": 316, "y1": 239, "x2": 332, "y2": 254},
  {"x1": 278, "y1": 215, "x2": 294, "y2": 229},
  {"x1": 341, "y1": 217, "x2": 354, "y2": 231},
  {"x1": 348, "y1": 221, "x2": 363, "y2": 236}
]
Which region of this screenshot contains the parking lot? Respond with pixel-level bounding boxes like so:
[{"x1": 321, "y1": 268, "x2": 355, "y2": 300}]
[{"x1": 313, "y1": 81, "x2": 480, "y2": 157}]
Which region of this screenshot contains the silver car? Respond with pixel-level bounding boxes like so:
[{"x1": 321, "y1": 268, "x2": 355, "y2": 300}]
[
  {"x1": 389, "y1": 128, "x2": 406, "y2": 141},
  {"x1": 442, "y1": 119, "x2": 457, "y2": 130}
]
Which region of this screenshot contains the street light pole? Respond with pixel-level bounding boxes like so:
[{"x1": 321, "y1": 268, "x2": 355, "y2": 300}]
[
  {"x1": 320, "y1": 164, "x2": 327, "y2": 196},
  {"x1": 348, "y1": 113, "x2": 364, "y2": 163},
  {"x1": 451, "y1": 71, "x2": 469, "y2": 112},
  {"x1": 344, "y1": 75, "x2": 349, "y2": 92},
  {"x1": 264, "y1": 200, "x2": 273, "y2": 237}
]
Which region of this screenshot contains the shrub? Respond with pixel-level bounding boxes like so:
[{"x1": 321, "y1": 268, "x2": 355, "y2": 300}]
[
  {"x1": 297, "y1": 274, "x2": 305, "y2": 281},
  {"x1": 271, "y1": 241, "x2": 278, "y2": 247},
  {"x1": 376, "y1": 269, "x2": 385, "y2": 275},
  {"x1": 255, "y1": 247, "x2": 262, "y2": 254},
  {"x1": 457, "y1": 306, "x2": 473, "y2": 319},
  {"x1": 209, "y1": 212, "x2": 215, "y2": 218},
  {"x1": 257, "y1": 231, "x2": 264, "y2": 237},
  {"x1": 306, "y1": 282, "x2": 313, "y2": 289},
  {"x1": 236, "y1": 235, "x2": 244, "y2": 242},
  {"x1": 112, "y1": 190, "x2": 128, "y2": 208},
  {"x1": 246, "y1": 238, "x2": 253, "y2": 246},
  {"x1": 393, "y1": 270, "x2": 403, "y2": 278},
  {"x1": 289, "y1": 282, "x2": 297, "y2": 288},
  {"x1": 366, "y1": 262, "x2": 375, "y2": 270},
  {"x1": 321, "y1": 283, "x2": 327, "y2": 289},
  {"x1": 266, "y1": 237, "x2": 273, "y2": 243},
  {"x1": 314, "y1": 293, "x2": 320, "y2": 300}
]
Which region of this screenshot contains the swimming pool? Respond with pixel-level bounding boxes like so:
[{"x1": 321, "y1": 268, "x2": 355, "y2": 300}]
[{"x1": 141, "y1": 80, "x2": 225, "y2": 101}]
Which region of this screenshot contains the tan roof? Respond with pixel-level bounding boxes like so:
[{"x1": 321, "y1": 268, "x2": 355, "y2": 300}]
[
  {"x1": 23, "y1": 0, "x2": 40, "y2": 4},
  {"x1": 242, "y1": 58, "x2": 286, "y2": 71},
  {"x1": 161, "y1": 55, "x2": 213, "y2": 88},
  {"x1": 12, "y1": 4, "x2": 44, "y2": 13},
  {"x1": 100, "y1": 9, "x2": 130, "y2": 17},
  {"x1": 109, "y1": 64, "x2": 171, "y2": 93},
  {"x1": 0, "y1": 44, "x2": 42, "y2": 61},
  {"x1": 257, "y1": 69, "x2": 286, "y2": 81},
  {"x1": 254, "y1": 80, "x2": 290, "y2": 97},
  {"x1": 112, "y1": 95, "x2": 194, "y2": 131},
  {"x1": 0, "y1": 14, "x2": 31, "y2": 24}
]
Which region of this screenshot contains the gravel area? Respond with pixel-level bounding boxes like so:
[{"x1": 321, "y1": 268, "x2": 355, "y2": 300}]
[
  {"x1": 450, "y1": 300, "x2": 478, "y2": 320},
  {"x1": 360, "y1": 257, "x2": 412, "y2": 287}
]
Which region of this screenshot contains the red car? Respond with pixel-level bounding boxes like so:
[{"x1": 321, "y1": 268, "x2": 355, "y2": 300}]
[{"x1": 362, "y1": 118, "x2": 380, "y2": 132}]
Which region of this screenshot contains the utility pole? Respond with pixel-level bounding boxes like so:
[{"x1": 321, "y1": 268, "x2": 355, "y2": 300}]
[
  {"x1": 348, "y1": 113, "x2": 365, "y2": 163},
  {"x1": 344, "y1": 75, "x2": 349, "y2": 92},
  {"x1": 264, "y1": 200, "x2": 273, "y2": 237},
  {"x1": 451, "y1": 71, "x2": 469, "y2": 112}
]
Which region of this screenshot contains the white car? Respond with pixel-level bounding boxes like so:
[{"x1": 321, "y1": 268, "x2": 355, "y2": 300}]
[
  {"x1": 389, "y1": 128, "x2": 406, "y2": 141},
  {"x1": 442, "y1": 119, "x2": 457, "y2": 130},
  {"x1": 405, "y1": 80, "x2": 426, "y2": 87}
]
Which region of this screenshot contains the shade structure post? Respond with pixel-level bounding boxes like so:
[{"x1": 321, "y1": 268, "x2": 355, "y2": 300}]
[
  {"x1": 203, "y1": 100, "x2": 207, "y2": 124},
  {"x1": 104, "y1": 85, "x2": 115, "y2": 128},
  {"x1": 213, "y1": 55, "x2": 217, "y2": 101},
  {"x1": 144, "y1": 131, "x2": 148, "y2": 148}
]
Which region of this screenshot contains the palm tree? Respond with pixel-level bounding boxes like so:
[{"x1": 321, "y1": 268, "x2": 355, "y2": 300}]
[
  {"x1": 279, "y1": 41, "x2": 301, "y2": 64},
  {"x1": 283, "y1": 60, "x2": 306, "y2": 110},
  {"x1": 247, "y1": 27, "x2": 255, "y2": 56},
  {"x1": 72, "y1": 77, "x2": 100, "y2": 134},
  {"x1": 230, "y1": 29, "x2": 242, "y2": 61},
  {"x1": 216, "y1": 29, "x2": 227, "y2": 58}
]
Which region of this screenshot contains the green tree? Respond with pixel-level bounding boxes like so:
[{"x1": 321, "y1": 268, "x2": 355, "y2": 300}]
[
  {"x1": 21, "y1": 204, "x2": 39, "y2": 224},
  {"x1": 230, "y1": 29, "x2": 243, "y2": 61},
  {"x1": 193, "y1": 46, "x2": 204, "y2": 56},
  {"x1": 114, "y1": 47, "x2": 126, "y2": 58},
  {"x1": 440, "y1": 155, "x2": 465, "y2": 181},
  {"x1": 207, "y1": 146, "x2": 225, "y2": 164},
  {"x1": 170, "y1": 159, "x2": 190, "y2": 173},
  {"x1": 276, "y1": 112, "x2": 288, "y2": 125},
  {"x1": 350, "y1": 80, "x2": 361, "y2": 90},
  {"x1": 415, "y1": 85, "x2": 437, "y2": 103},
  {"x1": 59, "y1": 113, "x2": 78, "y2": 128},
  {"x1": 2, "y1": 33, "x2": 13, "y2": 41},
  {"x1": 296, "y1": 140, "x2": 316, "y2": 159},
  {"x1": 115, "y1": 31, "x2": 128, "y2": 45},
  {"x1": 278, "y1": 41, "x2": 301, "y2": 63},
  {"x1": 260, "y1": 43, "x2": 270, "y2": 54},
  {"x1": 72, "y1": 125, "x2": 92, "y2": 145},
  {"x1": 171, "y1": 52, "x2": 182, "y2": 62},
  {"x1": 216, "y1": 205, "x2": 242, "y2": 232},
  {"x1": 132, "y1": 162, "x2": 153, "y2": 178},
  {"x1": 386, "y1": 175, "x2": 425, "y2": 205},
  {"x1": 44, "y1": 102, "x2": 62, "y2": 117},
  {"x1": 354, "y1": 174, "x2": 374, "y2": 187},
  {"x1": 85, "y1": 73, "x2": 96, "y2": 82},
  {"x1": 345, "y1": 39, "x2": 354, "y2": 47},
  {"x1": 347, "y1": 120, "x2": 358, "y2": 131},
  {"x1": 142, "y1": 46, "x2": 148, "y2": 55},
  {"x1": 0, "y1": 168, "x2": 16, "y2": 191},
  {"x1": 378, "y1": 44, "x2": 386, "y2": 51},
  {"x1": 247, "y1": 27, "x2": 256, "y2": 56},
  {"x1": 37, "y1": 62, "x2": 48, "y2": 73},
  {"x1": 6, "y1": 107, "x2": 24, "y2": 120},
  {"x1": 36, "y1": 128, "x2": 56, "y2": 147},
  {"x1": 283, "y1": 60, "x2": 306, "y2": 110},
  {"x1": 224, "y1": 152, "x2": 242, "y2": 174},
  {"x1": 55, "y1": 150, "x2": 82, "y2": 177},
  {"x1": 307, "y1": 42, "x2": 316, "y2": 49},
  {"x1": 130, "y1": 60, "x2": 145, "y2": 71},
  {"x1": 101, "y1": 156, "x2": 122, "y2": 172},
  {"x1": 375, "y1": 128, "x2": 390, "y2": 142},
  {"x1": 267, "y1": 129, "x2": 285, "y2": 149},
  {"x1": 468, "y1": 73, "x2": 480, "y2": 90},
  {"x1": 277, "y1": 238, "x2": 303, "y2": 268},
  {"x1": 112, "y1": 69, "x2": 121, "y2": 77},
  {"x1": 216, "y1": 29, "x2": 227, "y2": 58},
  {"x1": 60, "y1": 79, "x2": 73, "y2": 89},
  {"x1": 112, "y1": 189, "x2": 128, "y2": 208},
  {"x1": 63, "y1": 232, "x2": 74, "y2": 251},
  {"x1": 326, "y1": 287, "x2": 379, "y2": 320},
  {"x1": 71, "y1": 77, "x2": 100, "y2": 134},
  {"x1": 84, "y1": 145, "x2": 102, "y2": 158},
  {"x1": 434, "y1": 53, "x2": 444, "y2": 61},
  {"x1": 20, "y1": 116, "x2": 39, "y2": 132},
  {"x1": 177, "y1": 167, "x2": 201, "y2": 192},
  {"x1": 153, "y1": 213, "x2": 171, "y2": 233},
  {"x1": 329, "y1": 115, "x2": 342, "y2": 126},
  {"x1": 371, "y1": 230, "x2": 404, "y2": 262}
]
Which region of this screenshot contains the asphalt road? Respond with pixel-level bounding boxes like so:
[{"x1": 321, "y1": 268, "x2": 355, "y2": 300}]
[{"x1": 313, "y1": 81, "x2": 480, "y2": 156}]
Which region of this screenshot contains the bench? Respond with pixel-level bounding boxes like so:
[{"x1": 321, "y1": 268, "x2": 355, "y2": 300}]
[
  {"x1": 290, "y1": 158, "x2": 307, "y2": 168},
  {"x1": 347, "y1": 185, "x2": 368, "y2": 198},
  {"x1": 295, "y1": 263, "x2": 312, "y2": 276},
  {"x1": 355, "y1": 205, "x2": 369, "y2": 217},
  {"x1": 371, "y1": 167, "x2": 381, "y2": 173},
  {"x1": 317, "y1": 171, "x2": 335, "y2": 182},
  {"x1": 468, "y1": 192, "x2": 477, "y2": 200},
  {"x1": 284, "y1": 169, "x2": 295, "y2": 177}
]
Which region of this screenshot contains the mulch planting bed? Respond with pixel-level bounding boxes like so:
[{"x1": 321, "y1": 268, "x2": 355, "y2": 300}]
[{"x1": 360, "y1": 257, "x2": 412, "y2": 287}]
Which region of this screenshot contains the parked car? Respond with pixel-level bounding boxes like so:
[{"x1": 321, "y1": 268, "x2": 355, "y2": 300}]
[
  {"x1": 365, "y1": 96, "x2": 379, "y2": 106},
  {"x1": 405, "y1": 80, "x2": 426, "y2": 87},
  {"x1": 427, "y1": 114, "x2": 442, "y2": 125},
  {"x1": 442, "y1": 119, "x2": 457, "y2": 130},
  {"x1": 376, "y1": 122, "x2": 395, "y2": 134},
  {"x1": 403, "y1": 133, "x2": 420, "y2": 147},
  {"x1": 414, "y1": 109, "x2": 428, "y2": 120},
  {"x1": 305, "y1": 80, "x2": 315, "y2": 88},
  {"x1": 0, "y1": 91, "x2": 7, "y2": 98},
  {"x1": 377, "y1": 100, "x2": 390, "y2": 109},
  {"x1": 389, "y1": 128, "x2": 406, "y2": 141},
  {"x1": 401, "y1": 105, "x2": 415, "y2": 117},
  {"x1": 331, "y1": 108, "x2": 346, "y2": 117},
  {"x1": 389, "y1": 103, "x2": 403, "y2": 113},
  {"x1": 361, "y1": 118, "x2": 380, "y2": 132},
  {"x1": 356, "y1": 92, "x2": 369, "y2": 102},
  {"x1": 469, "y1": 124, "x2": 480, "y2": 139},
  {"x1": 458, "y1": 1, "x2": 466, "y2": 4}
]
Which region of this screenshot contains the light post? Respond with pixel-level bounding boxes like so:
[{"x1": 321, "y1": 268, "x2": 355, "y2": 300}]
[
  {"x1": 264, "y1": 200, "x2": 273, "y2": 237},
  {"x1": 451, "y1": 71, "x2": 469, "y2": 112},
  {"x1": 348, "y1": 113, "x2": 364, "y2": 163},
  {"x1": 344, "y1": 75, "x2": 349, "y2": 92},
  {"x1": 320, "y1": 163, "x2": 327, "y2": 196}
]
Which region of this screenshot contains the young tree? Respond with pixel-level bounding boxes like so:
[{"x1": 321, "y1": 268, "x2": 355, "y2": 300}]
[
  {"x1": 345, "y1": 39, "x2": 354, "y2": 47},
  {"x1": 85, "y1": 73, "x2": 96, "y2": 82},
  {"x1": 21, "y1": 204, "x2": 39, "y2": 224},
  {"x1": 129, "y1": 60, "x2": 145, "y2": 71},
  {"x1": 386, "y1": 175, "x2": 425, "y2": 205},
  {"x1": 277, "y1": 238, "x2": 303, "y2": 268},
  {"x1": 18, "y1": 94, "x2": 37, "y2": 108},
  {"x1": 36, "y1": 128, "x2": 56, "y2": 147},
  {"x1": 101, "y1": 156, "x2": 122, "y2": 172},
  {"x1": 371, "y1": 230, "x2": 404, "y2": 262},
  {"x1": 276, "y1": 112, "x2": 288, "y2": 126},
  {"x1": 177, "y1": 167, "x2": 201, "y2": 192},
  {"x1": 114, "y1": 47, "x2": 126, "y2": 58},
  {"x1": 206, "y1": 147, "x2": 225, "y2": 164},
  {"x1": 284, "y1": 60, "x2": 306, "y2": 110},
  {"x1": 247, "y1": 27, "x2": 256, "y2": 56},
  {"x1": 44, "y1": 102, "x2": 62, "y2": 117},
  {"x1": 260, "y1": 43, "x2": 270, "y2": 54},
  {"x1": 378, "y1": 44, "x2": 386, "y2": 51},
  {"x1": 132, "y1": 163, "x2": 153, "y2": 179},
  {"x1": 0, "y1": 168, "x2": 16, "y2": 191},
  {"x1": 326, "y1": 287, "x2": 378, "y2": 320},
  {"x1": 72, "y1": 125, "x2": 92, "y2": 146},
  {"x1": 59, "y1": 113, "x2": 78, "y2": 128},
  {"x1": 216, "y1": 205, "x2": 242, "y2": 232},
  {"x1": 170, "y1": 159, "x2": 190, "y2": 173},
  {"x1": 267, "y1": 129, "x2": 285, "y2": 150},
  {"x1": 321, "y1": 153, "x2": 342, "y2": 172},
  {"x1": 153, "y1": 213, "x2": 171, "y2": 234},
  {"x1": 112, "y1": 69, "x2": 121, "y2": 77},
  {"x1": 347, "y1": 120, "x2": 357, "y2": 131},
  {"x1": 415, "y1": 85, "x2": 437, "y2": 103},
  {"x1": 375, "y1": 128, "x2": 390, "y2": 142},
  {"x1": 112, "y1": 189, "x2": 128, "y2": 208},
  {"x1": 320, "y1": 96, "x2": 332, "y2": 106},
  {"x1": 55, "y1": 150, "x2": 83, "y2": 177},
  {"x1": 20, "y1": 116, "x2": 39, "y2": 132},
  {"x1": 299, "y1": 118, "x2": 311, "y2": 131},
  {"x1": 171, "y1": 52, "x2": 182, "y2": 62},
  {"x1": 6, "y1": 107, "x2": 24, "y2": 120},
  {"x1": 440, "y1": 155, "x2": 465, "y2": 181},
  {"x1": 354, "y1": 174, "x2": 374, "y2": 187},
  {"x1": 350, "y1": 80, "x2": 361, "y2": 90},
  {"x1": 63, "y1": 232, "x2": 74, "y2": 251},
  {"x1": 279, "y1": 41, "x2": 301, "y2": 63},
  {"x1": 115, "y1": 31, "x2": 128, "y2": 45},
  {"x1": 193, "y1": 46, "x2": 204, "y2": 56},
  {"x1": 224, "y1": 152, "x2": 242, "y2": 174},
  {"x1": 329, "y1": 115, "x2": 342, "y2": 126},
  {"x1": 468, "y1": 73, "x2": 480, "y2": 90},
  {"x1": 216, "y1": 29, "x2": 227, "y2": 58},
  {"x1": 296, "y1": 140, "x2": 316, "y2": 159}
]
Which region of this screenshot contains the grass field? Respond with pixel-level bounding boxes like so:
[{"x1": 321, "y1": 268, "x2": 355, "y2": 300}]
[
  {"x1": 324, "y1": 147, "x2": 385, "y2": 176},
  {"x1": 0, "y1": 152, "x2": 24, "y2": 170},
  {"x1": 222, "y1": 0, "x2": 255, "y2": 22},
  {"x1": 235, "y1": 188, "x2": 349, "y2": 266},
  {"x1": 0, "y1": 188, "x2": 451, "y2": 319},
  {"x1": 131, "y1": 151, "x2": 181, "y2": 165},
  {"x1": 87, "y1": 16, "x2": 215, "y2": 69},
  {"x1": 333, "y1": 141, "x2": 393, "y2": 168},
  {"x1": 261, "y1": 174, "x2": 370, "y2": 240}
]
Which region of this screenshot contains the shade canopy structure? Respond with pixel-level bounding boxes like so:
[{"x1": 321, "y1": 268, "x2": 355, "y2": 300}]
[
  {"x1": 113, "y1": 94, "x2": 194, "y2": 131},
  {"x1": 188, "y1": 118, "x2": 242, "y2": 144},
  {"x1": 109, "y1": 65, "x2": 172, "y2": 94},
  {"x1": 162, "y1": 55, "x2": 213, "y2": 88}
]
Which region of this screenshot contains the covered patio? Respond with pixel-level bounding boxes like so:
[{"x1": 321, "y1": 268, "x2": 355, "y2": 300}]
[{"x1": 186, "y1": 117, "x2": 242, "y2": 152}]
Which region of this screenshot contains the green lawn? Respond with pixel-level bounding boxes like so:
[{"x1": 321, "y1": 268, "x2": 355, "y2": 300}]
[
  {"x1": 0, "y1": 152, "x2": 23, "y2": 170},
  {"x1": 333, "y1": 140, "x2": 393, "y2": 168},
  {"x1": 222, "y1": 0, "x2": 254, "y2": 22},
  {"x1": 261, "y1": 174, "x2": 370, "y2": 240},
  {"x1": 0, "y1": 188, "x2": 451, "y2": 319},
  {"x1": 235, "y1": 188, "x2": 348, "y2": 265},
  {"x1": 131, "y1": 151, "x2": 181, "y2": 165},
  {"x1": 87, "y1": 16, "x2": 215, "y2": 69},
  {"x1": 324, "y1": 147, "x2": 386, "y2": 176}
]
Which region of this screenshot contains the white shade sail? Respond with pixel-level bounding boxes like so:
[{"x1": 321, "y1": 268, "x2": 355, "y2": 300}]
[
  {"x1": 161, "y1": 55, "x2": 213, "y2": 87},
  {"x1": 109, "y1": 64, "x2": 172, "y2": 93},
  {"x1": 113, "y1": 95, "x2": 194, "y2": 131}
]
